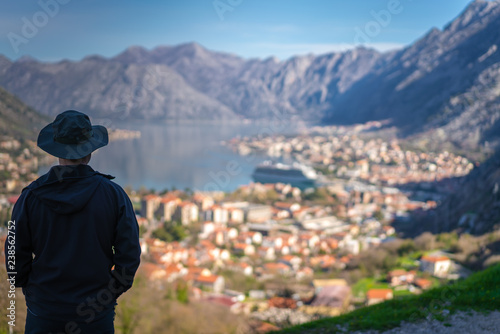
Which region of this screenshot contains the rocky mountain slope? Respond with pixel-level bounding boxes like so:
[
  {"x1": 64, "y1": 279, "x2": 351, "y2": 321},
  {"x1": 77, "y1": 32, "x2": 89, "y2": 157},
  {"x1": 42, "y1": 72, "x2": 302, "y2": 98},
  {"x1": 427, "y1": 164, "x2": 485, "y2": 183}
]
[
  {"x1": 405, "y1": 149, "x2": 500, "y2": 237},
  {"x1": 332, "y1": 0, "x2": 500, "y2": 149},
  {"x1": 0, "y1": 43, "x2": 387, "y2": 122}
]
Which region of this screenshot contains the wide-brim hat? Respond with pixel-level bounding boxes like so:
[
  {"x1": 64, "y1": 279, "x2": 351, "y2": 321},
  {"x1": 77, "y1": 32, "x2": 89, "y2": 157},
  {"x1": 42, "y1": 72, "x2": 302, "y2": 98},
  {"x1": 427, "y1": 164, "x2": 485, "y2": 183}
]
[{"x1": 37, "y1": 110, "x2": 108, "y2": 159}]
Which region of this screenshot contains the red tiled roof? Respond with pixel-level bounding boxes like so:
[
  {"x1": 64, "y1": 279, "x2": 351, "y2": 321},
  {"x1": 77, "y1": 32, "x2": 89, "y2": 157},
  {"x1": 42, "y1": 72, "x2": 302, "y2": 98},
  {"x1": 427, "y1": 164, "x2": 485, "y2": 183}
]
[
  {"x1": 143, "y1": 194, "x2": 159, "y2": 201},
  {"x1": 160, "y1": 195, "x2": 179, "y2": 203},
  {"x1": 280, "y1": 255, "x2": 296, "y2": 262},
  {"x1": 264, "y1": 262, "x2": 289, "y2": 270},
  {"x1": 204, "y1": 296, "x2": 236, "y2": 307},
  {"x1": 195, "y1": 275, "x2": 219, "y2": 284},
  {"x1": 415, "y1": 278, "x2": 432, "y2": 289},
  {"x1": 256, "y1": 322, "x2": 280, "y2": 333},
  {"x1": 274, "y1": 202, "x2": 293, "y2": 209},
  {"x1": 178, "y1": 201, "x2": 195, "y2": 207},
  {"x1": 268, "y1": 297, "x2": 297, "y2": 309},
  {"x1": 366, "y1": 289, "x2": 393, "y2": 300},
  {"x1": 388, "y1": 269, "x2": 407, "y2": 277},
  {"x1": 421, "y1": 255, "x2": 450, "y2": 263}
]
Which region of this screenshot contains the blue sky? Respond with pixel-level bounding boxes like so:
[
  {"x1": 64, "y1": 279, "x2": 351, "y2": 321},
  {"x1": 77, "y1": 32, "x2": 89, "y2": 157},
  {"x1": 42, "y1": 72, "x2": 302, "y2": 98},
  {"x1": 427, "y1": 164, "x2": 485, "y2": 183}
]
[{"x1": 0, "y1": 0, "x2": 479, "y2": 61}]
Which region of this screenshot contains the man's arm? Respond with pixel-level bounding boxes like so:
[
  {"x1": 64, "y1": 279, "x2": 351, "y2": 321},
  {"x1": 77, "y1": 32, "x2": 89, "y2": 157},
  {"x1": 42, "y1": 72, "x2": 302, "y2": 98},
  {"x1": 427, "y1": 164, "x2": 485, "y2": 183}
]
[
  {"x1": 110, "y1": 188, "x2": 141, "y2": 299},
  {"x1": 4, "y1": 191, "x2": 33, "y2": 287}
]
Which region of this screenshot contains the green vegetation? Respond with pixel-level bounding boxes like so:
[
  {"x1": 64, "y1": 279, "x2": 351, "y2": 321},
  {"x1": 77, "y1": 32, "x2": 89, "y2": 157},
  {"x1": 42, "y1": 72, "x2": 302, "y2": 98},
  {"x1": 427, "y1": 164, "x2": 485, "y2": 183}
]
[
  {"x1": 175, "y1": 281, "x2": 190, "y2": 304},
  {"x1": 113, "y1": 273, "x2": 246, "y2": 334},
  {"x1": 392, "y1": 289, "x2": 414, "y2": 298},
  {"x1": 396, "y1": 253, "x2": 421, "y2": 269},
  {"x1": 219, "y1": 270, "x2": 264, "y2": 292},
  {"x1": 138, "y1": 224, "x2": 147, "y2": 238},
  {"x1": 151, "y1": 222, "x2": 187, "y2": 242},
  {"x1": 351, "y1": 277, "x2": 390, "y2": 299},
  {"x1": 276, "y1": 264, "x2": 500, "y2": 334}
]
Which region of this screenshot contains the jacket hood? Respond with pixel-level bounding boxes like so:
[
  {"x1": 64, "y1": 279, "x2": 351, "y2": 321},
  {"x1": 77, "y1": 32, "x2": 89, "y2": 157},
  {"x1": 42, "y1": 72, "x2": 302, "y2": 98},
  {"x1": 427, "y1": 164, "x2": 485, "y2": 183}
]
[{"x1": 28, "y1": 165, "x2": 113, "y2": 215}]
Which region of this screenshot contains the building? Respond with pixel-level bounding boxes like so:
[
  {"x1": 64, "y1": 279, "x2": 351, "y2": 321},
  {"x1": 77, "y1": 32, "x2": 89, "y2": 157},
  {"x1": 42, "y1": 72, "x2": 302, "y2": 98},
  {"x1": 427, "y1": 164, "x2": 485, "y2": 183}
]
[
  {"x1": 301, "y1": 279, "x2": 351, "y2": 316},
  {"x1": 173, "y1": 201, "x2": 199, "y2": 225},
  {"x1": 302, "y1": 285, "x2": 351, "y2": 316},
  {"x1": 194, "y1": 275, "x2": 225, "y2": 293},
  {"x1": 414, "y1": 278, "x2": 433, "y2": 290},
  {"x1": 141, "y1": 194, "x2": 161, "y2": 220},
  {"x1": 420, "y1": 255, "x2": 451, "y2": 277},
  {"x1": 387, "y1": 269, "x2": 415, "y2": 286},
  {"x1": 366, "y1": 289, "x2": 393, "y2": 305},
  {"x1": 246, "y1": 204, "x2": 272, "y2": 223},
  {"x1": 192, "y1": 192, "x2": 214, "y2": 211},
  {"x1": 232, "y1": 243, "x2": 255, "y2": 256},
  {"x1": 268, "y1": 297, "x2": 297, "y2": 309},
  {"x1": 204, "y1": 205, "x2": 229, "y2": 224},
  {"x1": 158, "y1": 195, "x2": 181, "y2": 221},
  {"x1": 222, "y1": 202, "x2": 246, "y2": 223}
]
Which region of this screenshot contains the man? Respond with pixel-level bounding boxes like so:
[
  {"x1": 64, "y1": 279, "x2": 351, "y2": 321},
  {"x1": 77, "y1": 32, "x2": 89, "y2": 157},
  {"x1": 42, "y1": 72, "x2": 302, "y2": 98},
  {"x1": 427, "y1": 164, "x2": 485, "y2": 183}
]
[{"x1": 4, "y1": 110, "x2": 141, "y2": 333}]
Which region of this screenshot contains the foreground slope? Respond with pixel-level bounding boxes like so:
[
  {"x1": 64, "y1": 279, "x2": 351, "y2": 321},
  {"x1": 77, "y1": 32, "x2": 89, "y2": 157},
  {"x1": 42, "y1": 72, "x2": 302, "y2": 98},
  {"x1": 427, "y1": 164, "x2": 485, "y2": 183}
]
[{"x1": 276, "y1": 263, "x2": 500, "y2": 333}]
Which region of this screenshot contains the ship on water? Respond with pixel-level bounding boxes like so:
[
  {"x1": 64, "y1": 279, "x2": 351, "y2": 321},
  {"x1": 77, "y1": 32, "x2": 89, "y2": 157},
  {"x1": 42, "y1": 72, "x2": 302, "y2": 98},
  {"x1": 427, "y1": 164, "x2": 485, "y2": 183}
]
[{"x1": 251, "y1": 161, "x2": 317, "y2": 188}]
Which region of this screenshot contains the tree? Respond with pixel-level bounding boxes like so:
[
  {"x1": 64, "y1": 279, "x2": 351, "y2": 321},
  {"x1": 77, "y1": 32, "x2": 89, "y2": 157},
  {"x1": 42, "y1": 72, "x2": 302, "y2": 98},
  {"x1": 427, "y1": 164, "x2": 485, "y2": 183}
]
[
  {"x1": 176, "y1": 281, "x2": 189, "y2": 304},
  {"x1": 152, "y1": 223, "x2": 187, "y2": 242},
  {"x1": 373, "y1": 210, "x2": 384, "y2": 222},
  {"x1": 414, "y1": 232, "x2": 436, "y2": 251},
  {"x1": 397, "y1": 240, "x2": 417, "y2": 256},
  {"x1": 138, "y1": 224, "x2": 147, "y2": 238}
]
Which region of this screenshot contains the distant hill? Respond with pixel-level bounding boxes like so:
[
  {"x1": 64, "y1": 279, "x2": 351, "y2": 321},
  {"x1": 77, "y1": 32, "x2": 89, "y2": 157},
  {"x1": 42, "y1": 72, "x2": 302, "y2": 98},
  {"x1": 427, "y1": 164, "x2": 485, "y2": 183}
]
[
  {"x1": 0, "y1": 85, "x2": 48, "y2": 139},
  {"x1": 0, "y1": 1, "x2": 499, "y2": 149}
]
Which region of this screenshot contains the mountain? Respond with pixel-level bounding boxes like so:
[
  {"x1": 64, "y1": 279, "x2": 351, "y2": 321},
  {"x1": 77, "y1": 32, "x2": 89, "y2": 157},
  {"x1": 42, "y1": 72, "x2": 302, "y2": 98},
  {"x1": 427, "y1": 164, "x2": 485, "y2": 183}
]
[
  {"x1": 403, "y1": 149, "x2": 500, "y2": 237},
  {"x1": 326, "y1": 0, "x2": 500, "y2": 149},
  {"x1": 0, "y1": 52, "x2": 237, "y2": 121},
  {"x1": 0, "y1": 85, "x2": 48, "y2": 139},
  {"x1": 0, "y1": 1, "x2": 499, "y2": 148},
  {"x1": 0, "y1": 42, "x2": 386, "y2": 122}
]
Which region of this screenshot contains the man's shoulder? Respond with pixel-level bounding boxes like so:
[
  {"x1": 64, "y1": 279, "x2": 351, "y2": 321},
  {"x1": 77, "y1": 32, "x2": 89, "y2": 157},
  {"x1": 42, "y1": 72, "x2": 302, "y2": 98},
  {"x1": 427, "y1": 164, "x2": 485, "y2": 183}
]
[
  {"x1": 95, "y1": 170, "x2": 115, "y2": 180},
  {"x1": 23, "y1": 173, "x2": 49, "y2": 192},
  {"x1": 94, "y1": 172, "x2": 128, "y2": 195}
]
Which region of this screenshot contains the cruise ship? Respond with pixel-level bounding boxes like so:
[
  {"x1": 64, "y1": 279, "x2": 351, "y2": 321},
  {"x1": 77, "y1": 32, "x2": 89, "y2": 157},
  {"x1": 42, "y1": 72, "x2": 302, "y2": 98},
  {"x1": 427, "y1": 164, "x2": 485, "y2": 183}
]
[{"x1": 251, "y1": 161, "x2": 317, "y2": 188}]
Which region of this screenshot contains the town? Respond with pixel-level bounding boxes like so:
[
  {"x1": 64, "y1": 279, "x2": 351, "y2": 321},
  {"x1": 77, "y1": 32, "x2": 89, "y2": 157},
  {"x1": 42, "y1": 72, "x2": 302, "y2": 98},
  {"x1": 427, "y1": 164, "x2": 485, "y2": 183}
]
[{"x1": 0, "y1": 123, "x2": 481, "y2": 331}]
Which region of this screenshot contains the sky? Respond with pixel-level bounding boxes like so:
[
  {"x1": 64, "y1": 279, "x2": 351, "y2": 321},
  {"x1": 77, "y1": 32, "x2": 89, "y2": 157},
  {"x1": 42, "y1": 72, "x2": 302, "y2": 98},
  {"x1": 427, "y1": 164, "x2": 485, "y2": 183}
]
[{"x1": 0, "y1": 0, "x2": 482, "y2": 62}]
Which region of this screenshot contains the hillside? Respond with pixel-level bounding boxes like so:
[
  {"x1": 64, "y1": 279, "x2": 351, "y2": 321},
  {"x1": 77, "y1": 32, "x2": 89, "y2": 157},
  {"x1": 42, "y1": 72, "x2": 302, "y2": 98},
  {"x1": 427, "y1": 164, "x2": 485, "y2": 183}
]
[
  {"x1": 275, "y1": 263, "x2": 500, "y2": 333},
  {"x1": 397, "y1": 150, "x2": 500, "y2": 238},
  {"x1": 0, "y1": 1, "x2": 499, "y2": 149},
  {"x1": 325, "y1": 0, "x2": 500, "y2": 147},
  {"x1": 0, "y1": 85, "x2": 48, "y2": 139}
]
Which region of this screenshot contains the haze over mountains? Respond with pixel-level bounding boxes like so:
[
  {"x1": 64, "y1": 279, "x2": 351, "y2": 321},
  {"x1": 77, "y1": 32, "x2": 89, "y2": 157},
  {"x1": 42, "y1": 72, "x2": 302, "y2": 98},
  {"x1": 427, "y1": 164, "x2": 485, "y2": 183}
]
[{"x1": 0, "y1": 0, "x2": 499, "y2": 149}]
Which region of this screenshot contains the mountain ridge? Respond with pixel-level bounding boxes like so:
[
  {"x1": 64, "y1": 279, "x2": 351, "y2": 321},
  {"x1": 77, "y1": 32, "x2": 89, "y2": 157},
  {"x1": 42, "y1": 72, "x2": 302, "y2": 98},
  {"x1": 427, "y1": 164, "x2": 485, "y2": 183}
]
[{"x1": 0, "y1": 1, "x2": 499, "y2": 149}]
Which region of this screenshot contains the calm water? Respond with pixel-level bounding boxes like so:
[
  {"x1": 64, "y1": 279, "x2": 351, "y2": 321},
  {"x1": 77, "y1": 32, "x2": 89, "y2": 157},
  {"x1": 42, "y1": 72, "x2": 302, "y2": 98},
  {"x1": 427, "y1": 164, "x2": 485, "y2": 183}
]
[{"x1": 41, "y1": 120, "x2": 305, "y2": 192}]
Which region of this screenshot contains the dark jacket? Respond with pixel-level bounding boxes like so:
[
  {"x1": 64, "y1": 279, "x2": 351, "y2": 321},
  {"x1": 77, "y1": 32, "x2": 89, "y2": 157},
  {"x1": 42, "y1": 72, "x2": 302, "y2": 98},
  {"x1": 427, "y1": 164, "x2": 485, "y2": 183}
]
[{"x1": 4, "y1": 164, "x2": 141, "y2": 321}]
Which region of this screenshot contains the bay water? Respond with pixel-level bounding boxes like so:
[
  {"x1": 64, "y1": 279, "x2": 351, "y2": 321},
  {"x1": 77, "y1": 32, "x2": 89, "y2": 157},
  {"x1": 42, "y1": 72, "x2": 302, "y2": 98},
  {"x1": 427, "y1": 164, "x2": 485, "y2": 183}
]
[{"x1": 41, "y1": 120, "x2": 304, "y2": 192}]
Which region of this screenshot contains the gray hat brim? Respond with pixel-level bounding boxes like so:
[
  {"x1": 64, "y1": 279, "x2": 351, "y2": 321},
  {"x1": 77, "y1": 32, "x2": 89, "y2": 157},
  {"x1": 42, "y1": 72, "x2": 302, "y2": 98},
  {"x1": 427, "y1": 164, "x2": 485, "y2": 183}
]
[{"x1": 37, "y1": 124, "x2": 108, "y2": 159}]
